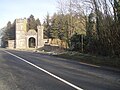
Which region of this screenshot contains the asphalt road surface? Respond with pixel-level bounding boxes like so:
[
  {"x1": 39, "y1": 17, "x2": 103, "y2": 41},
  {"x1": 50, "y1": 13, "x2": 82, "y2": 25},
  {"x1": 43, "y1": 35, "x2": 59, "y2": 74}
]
[{"x1": 0, "y1": 48, "x2": 120, "y2": 90}]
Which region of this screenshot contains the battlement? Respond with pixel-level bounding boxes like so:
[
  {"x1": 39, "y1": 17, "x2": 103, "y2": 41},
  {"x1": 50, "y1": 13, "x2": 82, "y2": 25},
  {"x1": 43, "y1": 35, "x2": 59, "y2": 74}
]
[
  {"x1": 16, "y1": 18, "x2": 27, "y2": 32},
  {"x1": 16, "y1": 18, "x2": 27, "y2": 24}
]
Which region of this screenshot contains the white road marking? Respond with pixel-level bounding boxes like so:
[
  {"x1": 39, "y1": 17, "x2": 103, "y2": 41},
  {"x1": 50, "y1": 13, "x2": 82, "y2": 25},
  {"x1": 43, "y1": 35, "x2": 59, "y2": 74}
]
[
  {"x1": 79, "y1": 62, "x2": 100, "y2": 68},
  {"x1": 56, "y1": 57, "x2": 100, "y2": 68},
  {"x1": 4, "y1": 50, "x2": 83, "y2": 90}
]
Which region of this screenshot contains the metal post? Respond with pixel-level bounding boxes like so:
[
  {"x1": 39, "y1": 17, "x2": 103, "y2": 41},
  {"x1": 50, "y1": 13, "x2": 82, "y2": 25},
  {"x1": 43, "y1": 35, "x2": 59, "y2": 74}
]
[{"x1": 81, "y1": 34, "x2": 84, "y2": 53}]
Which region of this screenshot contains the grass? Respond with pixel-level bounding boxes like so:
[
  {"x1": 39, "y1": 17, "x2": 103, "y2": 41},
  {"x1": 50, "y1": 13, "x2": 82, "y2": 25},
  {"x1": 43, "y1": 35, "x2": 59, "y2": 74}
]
[{"x1": 55, "y1": 52, "x2": 120, "y2": 69}]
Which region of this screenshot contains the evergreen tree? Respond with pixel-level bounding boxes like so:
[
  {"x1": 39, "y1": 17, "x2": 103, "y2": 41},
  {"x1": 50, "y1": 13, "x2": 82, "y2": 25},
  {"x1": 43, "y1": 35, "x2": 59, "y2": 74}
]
[
  {"x1": 27, "y1": 14, "x2": 37, "y2": 31},
  {"x1": 36, "y1": 18, "x2": 41, "y2": 26},
  {"x1": 43, "y1": 13, "x2": 52, "y2": 39},
  {"x1": 115, "y1": 0, "x2": 120, "y2": 22}
]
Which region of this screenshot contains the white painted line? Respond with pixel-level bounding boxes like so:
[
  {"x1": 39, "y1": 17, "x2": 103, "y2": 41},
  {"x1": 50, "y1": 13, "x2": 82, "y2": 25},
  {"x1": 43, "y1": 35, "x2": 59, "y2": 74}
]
[
  {"x1": 79, "y1": 62, "x2": 100, "y2": 68},
  {"x1": 56, "y1": 57, "x2": 100, "y2": 68},
  {"x1": 4, "y1": 51, "x2": 83, "y2": 90}
]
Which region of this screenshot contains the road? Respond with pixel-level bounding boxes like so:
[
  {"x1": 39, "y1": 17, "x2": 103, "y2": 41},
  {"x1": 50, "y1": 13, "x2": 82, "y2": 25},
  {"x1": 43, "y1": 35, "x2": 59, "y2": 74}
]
[{"x1": 0, "y1": 48, "x2": 120, "y2": 90}]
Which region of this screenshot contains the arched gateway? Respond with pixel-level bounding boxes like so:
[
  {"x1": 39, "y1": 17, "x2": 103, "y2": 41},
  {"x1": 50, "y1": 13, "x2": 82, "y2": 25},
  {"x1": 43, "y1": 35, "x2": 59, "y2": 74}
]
[
  {"x1": 26, "y1": 29, "x2": 37, "y2": 48},
  {"x1": 29, "y1": 37, "x2": 36, "y2": 48},
  {"x1": 8, "y1": 18, "x2": 46, "y2": 49}
]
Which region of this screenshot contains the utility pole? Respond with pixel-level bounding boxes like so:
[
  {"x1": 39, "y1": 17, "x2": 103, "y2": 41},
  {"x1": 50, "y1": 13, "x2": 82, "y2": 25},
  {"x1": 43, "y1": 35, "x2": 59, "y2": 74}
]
[
  {"x1": 81, "y1": 34, "x2": 84, "y2": 53},
  {"x1": 70, "y1": 0, "x2": 72, "y2": 37}
]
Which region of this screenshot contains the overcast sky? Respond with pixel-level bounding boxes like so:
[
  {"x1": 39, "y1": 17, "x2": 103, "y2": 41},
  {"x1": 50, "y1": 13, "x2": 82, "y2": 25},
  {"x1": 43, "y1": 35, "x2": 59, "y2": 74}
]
[{"x1": 0, "y1": 0, "x2": 58, "y2": 29}]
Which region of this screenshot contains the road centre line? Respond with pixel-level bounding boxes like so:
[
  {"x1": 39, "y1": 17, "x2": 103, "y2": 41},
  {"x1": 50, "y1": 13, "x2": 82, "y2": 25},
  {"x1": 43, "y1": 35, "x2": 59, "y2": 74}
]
[{"x1": 4, "y1": 50, "x2": 83, "y2": 90}]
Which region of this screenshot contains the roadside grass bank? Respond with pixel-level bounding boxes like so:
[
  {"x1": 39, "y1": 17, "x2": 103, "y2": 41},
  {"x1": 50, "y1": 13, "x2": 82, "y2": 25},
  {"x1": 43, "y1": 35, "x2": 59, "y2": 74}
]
[
  {"x1": 6, "y1": 47, "x2": 120, "y2": 69},
  {"x1": 54, "y1": 52, "x2": 120, "y2": 69}
]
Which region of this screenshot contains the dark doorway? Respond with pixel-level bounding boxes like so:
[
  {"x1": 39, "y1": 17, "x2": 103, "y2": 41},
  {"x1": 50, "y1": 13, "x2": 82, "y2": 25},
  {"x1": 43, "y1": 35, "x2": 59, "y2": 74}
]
[{"x1": 29, "y1": 37, "x2": 36, "y2": 48}]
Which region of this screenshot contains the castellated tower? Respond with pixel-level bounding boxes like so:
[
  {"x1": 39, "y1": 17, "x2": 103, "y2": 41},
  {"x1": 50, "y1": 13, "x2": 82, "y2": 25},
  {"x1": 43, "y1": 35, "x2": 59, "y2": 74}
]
[
  {"x1": 37, "y1": 25, "x2": 44, "y2": 48},
  {"x1": 15, "y1": 18, "x2": 27, "y2": 49}
]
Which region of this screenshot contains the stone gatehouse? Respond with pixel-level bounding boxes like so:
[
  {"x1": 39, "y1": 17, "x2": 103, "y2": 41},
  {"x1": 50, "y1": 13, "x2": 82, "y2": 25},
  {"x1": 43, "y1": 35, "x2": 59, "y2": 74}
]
[{"x1": 8, "y1": 18, "x2": 47, "y2": 49}]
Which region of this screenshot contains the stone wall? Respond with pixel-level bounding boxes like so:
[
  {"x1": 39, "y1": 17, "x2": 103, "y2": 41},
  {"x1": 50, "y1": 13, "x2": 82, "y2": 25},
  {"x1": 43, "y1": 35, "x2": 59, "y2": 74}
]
[
  {"x1": 47, "y1": 39, "x2": 67, "y2": 48},
  {"x1": 8, "y1": 40, "x2": 15, "y2": 49}
]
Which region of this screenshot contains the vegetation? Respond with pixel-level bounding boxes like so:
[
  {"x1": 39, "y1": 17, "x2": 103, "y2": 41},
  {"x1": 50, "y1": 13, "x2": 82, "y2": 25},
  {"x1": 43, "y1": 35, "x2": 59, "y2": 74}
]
[
  {"x1": 43, "y1": 0, "x2": 120, "y2": 57},
  {"x1": 27, "y1": 14, "x2": 41, "y2": 31},
  {"x1": 56, "y1": 52, "x2": 120, "y2": 68},
  {"x1": 1, "y1": 21, "x2": 15, "y2": 47}
]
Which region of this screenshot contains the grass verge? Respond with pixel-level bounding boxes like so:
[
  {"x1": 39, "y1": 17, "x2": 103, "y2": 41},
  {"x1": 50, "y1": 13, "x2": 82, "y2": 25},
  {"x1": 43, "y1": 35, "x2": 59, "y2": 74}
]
[{"x1": 55, "y1": 52, "x2": 120, "y2": 69}]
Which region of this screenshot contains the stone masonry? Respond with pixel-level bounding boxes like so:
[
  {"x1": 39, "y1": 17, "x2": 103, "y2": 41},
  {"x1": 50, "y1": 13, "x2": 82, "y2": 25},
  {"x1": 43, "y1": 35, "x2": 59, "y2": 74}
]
[{"x1": 8, "y1": 18, "x2": 46, "y2": 49}]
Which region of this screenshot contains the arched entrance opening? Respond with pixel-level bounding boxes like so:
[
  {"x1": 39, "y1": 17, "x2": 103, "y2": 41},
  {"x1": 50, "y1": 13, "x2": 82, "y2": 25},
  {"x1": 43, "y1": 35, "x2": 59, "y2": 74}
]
[{"x1": 29, "y1": 37, "x2": 36, "y2": 48}]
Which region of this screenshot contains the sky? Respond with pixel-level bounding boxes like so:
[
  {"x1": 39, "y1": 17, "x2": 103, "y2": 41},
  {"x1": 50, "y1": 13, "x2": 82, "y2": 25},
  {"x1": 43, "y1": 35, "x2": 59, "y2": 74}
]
[{"x1": 0, "y1": 0, "x2": 58, "y2": 29}]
